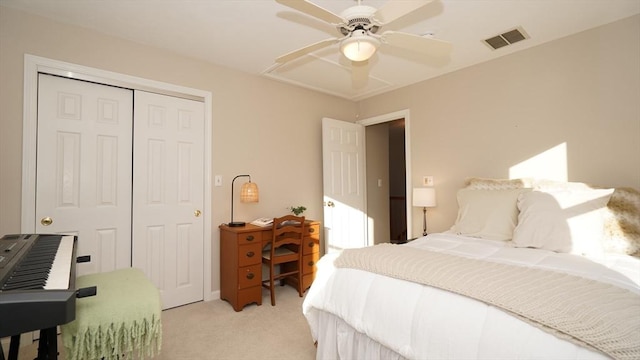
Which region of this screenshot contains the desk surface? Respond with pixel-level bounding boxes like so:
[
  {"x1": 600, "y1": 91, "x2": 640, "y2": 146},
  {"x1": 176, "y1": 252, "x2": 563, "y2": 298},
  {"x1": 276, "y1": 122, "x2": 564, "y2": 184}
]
[
  {"x1": 219, "y1": 220, "x2": 318, "y2": 234},
  {"x1": 219, "y1": 223, "x2": 272, "y2": 233}
]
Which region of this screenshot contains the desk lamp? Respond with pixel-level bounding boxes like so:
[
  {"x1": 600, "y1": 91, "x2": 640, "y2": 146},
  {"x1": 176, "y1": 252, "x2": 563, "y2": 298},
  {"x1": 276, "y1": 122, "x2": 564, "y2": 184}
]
[
  {"x1": 229, "y1": 174, "x2": 259, "y2": 227},
  {"x1": 413, "y1": 187, "x2": 436, "y2": 236}
]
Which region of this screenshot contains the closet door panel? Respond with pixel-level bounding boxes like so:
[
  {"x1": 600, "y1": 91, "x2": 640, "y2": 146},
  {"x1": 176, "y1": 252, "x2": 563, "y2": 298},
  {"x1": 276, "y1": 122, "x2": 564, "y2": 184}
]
[
  {"x1": 36, "y1": 74, "x2": 133, "y2": 276},
  {"x1": 133, "y1": 91, "x2": 205, "y2": 309}
]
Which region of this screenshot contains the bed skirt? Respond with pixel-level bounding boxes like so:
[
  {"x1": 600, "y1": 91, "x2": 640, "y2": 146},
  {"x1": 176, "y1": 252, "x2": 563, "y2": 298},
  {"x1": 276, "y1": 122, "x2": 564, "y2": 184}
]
[{"x1": 314, "y1": 310, "x2": 405, "y2": 360}]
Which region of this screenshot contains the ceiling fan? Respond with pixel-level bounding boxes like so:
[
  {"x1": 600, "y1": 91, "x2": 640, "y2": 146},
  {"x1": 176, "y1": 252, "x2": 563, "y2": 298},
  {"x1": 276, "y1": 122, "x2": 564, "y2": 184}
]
[{"x1": 274, "y1": 0, "x2": 452, "y2": 73}]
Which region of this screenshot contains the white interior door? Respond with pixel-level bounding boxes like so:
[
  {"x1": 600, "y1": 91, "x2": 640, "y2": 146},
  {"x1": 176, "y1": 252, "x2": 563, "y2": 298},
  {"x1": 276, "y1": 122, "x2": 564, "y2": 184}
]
[
  {"x1": 322, "y1": 117, "x2": 368, "y2": 253},
  {"x1": 132, "y1": 91, "x2": 205, "y2": 309},
  {"x1": 36, "y1": 74, "x2": 133, "y2": 276}
]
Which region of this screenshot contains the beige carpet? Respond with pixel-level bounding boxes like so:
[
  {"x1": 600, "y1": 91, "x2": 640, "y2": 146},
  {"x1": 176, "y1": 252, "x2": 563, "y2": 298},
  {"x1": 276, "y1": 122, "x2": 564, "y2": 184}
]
[{"x1": 14, "y1": 285, "x2": 317, "y2": 359}]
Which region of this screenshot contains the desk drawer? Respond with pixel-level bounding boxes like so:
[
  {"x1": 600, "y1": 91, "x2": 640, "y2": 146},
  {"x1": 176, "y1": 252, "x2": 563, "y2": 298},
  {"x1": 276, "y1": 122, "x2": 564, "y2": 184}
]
[
  {"x1": 306, "y1": 224, "x2": 320, "y2": 238},
  {"x1": 238, "y1": 242, "x2": 262, "y2": 267},
  {"x1": 238, "y1": 231, "x2": 261, "y2": 245},
  {"x1": 238, "y1": 265, "x2": 261, "y2": 289},
  {"x1": 302, "y1": 253, "x2": 319, "y2": 274},
  {"x1": 302, "y1": 237, "x2": 319, "y2": 255}
]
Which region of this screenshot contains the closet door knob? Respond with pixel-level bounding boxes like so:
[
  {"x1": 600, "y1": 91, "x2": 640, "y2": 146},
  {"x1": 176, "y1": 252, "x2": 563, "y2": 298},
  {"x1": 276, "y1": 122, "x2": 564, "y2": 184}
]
[
  {"x1": 41, "y1": 217, "x2": 53, "y2": 226},
  {"x1": 194, "y1": 210, "x2": 202, "y2": 217}
]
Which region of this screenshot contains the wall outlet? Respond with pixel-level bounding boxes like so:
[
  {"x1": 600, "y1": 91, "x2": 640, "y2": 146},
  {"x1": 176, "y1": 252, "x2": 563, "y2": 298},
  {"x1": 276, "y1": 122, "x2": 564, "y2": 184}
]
[
  {"x1": 423, "y1": 176, "x2": 434, "y2": 186},
  {"x1": 214, "y1": 175, "x2": 222, "y2": 187}
]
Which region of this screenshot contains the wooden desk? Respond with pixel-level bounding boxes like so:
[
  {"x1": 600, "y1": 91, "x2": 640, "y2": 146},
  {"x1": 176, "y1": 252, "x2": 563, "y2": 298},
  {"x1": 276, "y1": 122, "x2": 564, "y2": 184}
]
[{"x1": 219, "y1": 220, "x2": 321, "y2": 311}]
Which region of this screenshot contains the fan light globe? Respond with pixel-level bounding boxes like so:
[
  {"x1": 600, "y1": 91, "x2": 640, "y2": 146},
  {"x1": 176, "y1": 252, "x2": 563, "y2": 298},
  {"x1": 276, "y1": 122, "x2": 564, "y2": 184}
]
[{"x1": 341, "y1": 30, "x2": 380, "y2": 62}]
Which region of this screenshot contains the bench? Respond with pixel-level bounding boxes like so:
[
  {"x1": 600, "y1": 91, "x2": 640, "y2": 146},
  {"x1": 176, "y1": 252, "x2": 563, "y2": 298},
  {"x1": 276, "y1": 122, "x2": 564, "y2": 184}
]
[{"x1": 61, "y1": 268, "x2": 162, "y2": 360}]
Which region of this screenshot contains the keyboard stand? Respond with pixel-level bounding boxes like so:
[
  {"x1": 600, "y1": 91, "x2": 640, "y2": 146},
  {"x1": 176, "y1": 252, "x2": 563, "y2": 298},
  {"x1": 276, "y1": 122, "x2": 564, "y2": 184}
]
[
  {"x1": 37, "y1": 327, "x2": 58, "y2": 360},
  {"x1": 1, "y1": 334, "x2": 22, "y2": 360}
]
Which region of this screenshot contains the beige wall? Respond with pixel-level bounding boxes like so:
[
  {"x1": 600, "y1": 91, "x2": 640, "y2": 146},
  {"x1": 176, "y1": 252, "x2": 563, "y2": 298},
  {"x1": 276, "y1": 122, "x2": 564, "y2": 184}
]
[
  {"x1": 358, "y1": 14, "x2": 640, "y2": 237},
  {"x1": 365, "y1": 123, "x2": 390, "y2": 245},
  {"x1": 0, "y1": 6, "x2": 356, "y2": 293}
]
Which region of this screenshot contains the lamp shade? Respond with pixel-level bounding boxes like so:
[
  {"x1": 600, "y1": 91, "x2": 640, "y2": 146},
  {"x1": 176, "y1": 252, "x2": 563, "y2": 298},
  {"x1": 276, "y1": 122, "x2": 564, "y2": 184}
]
[
  {"x1": 413, "y1": 187, "x2": 436, "y2": 207},
  {"x1": 341, "y1": 30, "x2": 380, "y2": 62},
  {"x1": 240, "y1": 181, "x2": 259, "y2": 203}
]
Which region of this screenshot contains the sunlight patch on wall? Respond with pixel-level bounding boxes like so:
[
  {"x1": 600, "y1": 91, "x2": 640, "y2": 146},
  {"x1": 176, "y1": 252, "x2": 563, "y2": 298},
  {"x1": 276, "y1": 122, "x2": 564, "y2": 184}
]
[
  {"x1": 509, "y1": 143, "x2": 568, "y2": 181},
  {"x1": 367, "y1": 216, "x2": 375, "y2": 245}
]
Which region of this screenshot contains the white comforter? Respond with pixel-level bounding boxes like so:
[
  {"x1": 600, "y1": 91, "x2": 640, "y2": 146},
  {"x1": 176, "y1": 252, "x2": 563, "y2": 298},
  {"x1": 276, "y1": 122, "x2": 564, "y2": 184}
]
[{"x1": 303, "y1": 233, "x2": 640, "y2": 359}]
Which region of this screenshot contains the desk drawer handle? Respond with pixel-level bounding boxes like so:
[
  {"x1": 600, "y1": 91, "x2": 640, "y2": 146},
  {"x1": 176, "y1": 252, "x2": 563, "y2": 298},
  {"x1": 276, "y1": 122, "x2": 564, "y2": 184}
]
[
  {"x1": 308, "y1": 261, "x2": 315, "y2": 267},
  {"x1": 308, "y1": 241, "x2": 315, "y2": 248},
  {"x1": 309, "y1": 228, "x2": 315, "y2": 233},
  {"x1": 245, "y1": 235, "x2": 254, "y2": 241},
  {"x1": 246, "y1": 272, "x2": 255, "y2": 280},
  {"x1": 246, "y1": 251, "x2": 255, "y2": 258}
]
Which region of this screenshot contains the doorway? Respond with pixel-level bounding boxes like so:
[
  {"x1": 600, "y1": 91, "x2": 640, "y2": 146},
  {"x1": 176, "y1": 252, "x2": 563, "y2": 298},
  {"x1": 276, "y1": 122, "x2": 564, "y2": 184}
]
[
  {"x1": 366, "y1": 119, "x2": 407, "y2": 244},
  {"x1": 359, "y1": 109, "x2": 412, "y2": 245}
]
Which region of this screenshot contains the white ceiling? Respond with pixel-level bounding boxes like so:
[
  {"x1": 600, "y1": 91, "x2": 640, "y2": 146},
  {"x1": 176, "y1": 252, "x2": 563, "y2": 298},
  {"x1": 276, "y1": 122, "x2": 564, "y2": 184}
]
[{"x1": 2, "y1": 0, "x2": 638, "y2": 101}]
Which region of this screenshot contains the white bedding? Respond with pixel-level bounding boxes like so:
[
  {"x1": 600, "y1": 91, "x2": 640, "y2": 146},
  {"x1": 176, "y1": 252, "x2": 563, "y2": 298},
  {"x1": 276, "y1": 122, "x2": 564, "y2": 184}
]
[{"x1": 302, "y1": 233, "x2": 640, "y2": 360}]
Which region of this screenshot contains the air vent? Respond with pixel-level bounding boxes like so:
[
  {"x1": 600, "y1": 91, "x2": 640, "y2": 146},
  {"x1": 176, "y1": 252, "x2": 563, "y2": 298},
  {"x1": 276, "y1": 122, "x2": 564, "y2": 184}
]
[{"x1": 484, "y1": 27, "x2": 529, "y2": 50}]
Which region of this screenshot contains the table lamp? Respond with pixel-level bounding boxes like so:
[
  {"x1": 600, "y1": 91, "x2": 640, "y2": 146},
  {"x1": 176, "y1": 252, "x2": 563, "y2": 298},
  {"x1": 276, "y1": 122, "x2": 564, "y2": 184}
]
[
  {"x1": 413, "y1": 187, "x2": 436, "y2": 236},
  {"x1": 229, "y1": 174, "x2": 259, "y2": 227}
]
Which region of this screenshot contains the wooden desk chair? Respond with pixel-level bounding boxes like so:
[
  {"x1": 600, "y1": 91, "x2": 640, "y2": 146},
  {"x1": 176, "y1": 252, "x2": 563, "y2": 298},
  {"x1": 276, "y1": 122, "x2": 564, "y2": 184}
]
[{"x1": 262, "y1": 215, "x2": 305, "y2": 306}]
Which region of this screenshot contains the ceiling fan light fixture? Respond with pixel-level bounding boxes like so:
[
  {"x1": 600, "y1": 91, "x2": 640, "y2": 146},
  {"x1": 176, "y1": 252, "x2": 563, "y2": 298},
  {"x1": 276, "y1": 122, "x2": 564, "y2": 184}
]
[{"x1": 341, "y1": 30, "x2": 380, "y2": 62}]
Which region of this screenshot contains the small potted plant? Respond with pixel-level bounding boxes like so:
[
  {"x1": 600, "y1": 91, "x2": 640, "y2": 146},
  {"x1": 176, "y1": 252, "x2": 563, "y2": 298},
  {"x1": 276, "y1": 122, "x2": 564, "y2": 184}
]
[
  {"x1": 288, "y1": 206, "x2": 306, "y2": 216},
  {"x1": 281, "y1": 206, "x2": 306, "y2": 225}
]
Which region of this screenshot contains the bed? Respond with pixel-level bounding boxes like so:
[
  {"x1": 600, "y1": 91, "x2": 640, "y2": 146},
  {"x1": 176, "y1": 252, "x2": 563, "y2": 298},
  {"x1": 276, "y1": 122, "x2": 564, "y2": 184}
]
[{"x1": 303, "y1": 178, "x2": 640, "y2": 360}]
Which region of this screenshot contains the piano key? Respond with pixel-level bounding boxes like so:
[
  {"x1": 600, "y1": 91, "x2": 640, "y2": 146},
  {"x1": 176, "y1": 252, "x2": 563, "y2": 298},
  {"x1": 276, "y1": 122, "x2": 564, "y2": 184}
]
[
  {"x1": 5, "y1": 272, "x2": 48, "y2": 283},
  {"x1": 44, "y1": 235, "x2": 74, "y2": 290},
  {"x1": 2, "y1": 279, "x2": 46, "y2": 290}
]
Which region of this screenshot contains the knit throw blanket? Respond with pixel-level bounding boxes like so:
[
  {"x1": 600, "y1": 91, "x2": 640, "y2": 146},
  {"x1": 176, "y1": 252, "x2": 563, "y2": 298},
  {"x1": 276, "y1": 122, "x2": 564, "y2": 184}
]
[
  {"x1": 61, "y1": 268, "x2": 162, "y2": 360},
  {"x1": 334, "y1": 244, "x2": 640, "y2": 360}
]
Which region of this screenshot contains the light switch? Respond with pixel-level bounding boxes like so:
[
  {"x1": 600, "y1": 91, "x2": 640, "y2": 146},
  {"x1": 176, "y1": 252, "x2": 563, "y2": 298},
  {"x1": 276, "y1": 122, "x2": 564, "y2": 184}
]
[
  {"x1": 215, "y1": 175, "x2": 222, "y2": 187},
  {"x1": 423, "y1": 176, "x2": 434, "y2": 186},
  {"x1": 378, "y1": 179, "x2": 383, "y2": 187}
]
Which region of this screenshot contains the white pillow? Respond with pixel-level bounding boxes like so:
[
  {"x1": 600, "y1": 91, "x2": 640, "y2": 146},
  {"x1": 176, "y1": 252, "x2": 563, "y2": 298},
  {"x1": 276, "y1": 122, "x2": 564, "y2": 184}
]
[
  {"x1": 512, "y1": 189, "x2": 614, "y2": 255},
  {"x1": 452, "y1": 188, "x2": 531, "y2": 241}
]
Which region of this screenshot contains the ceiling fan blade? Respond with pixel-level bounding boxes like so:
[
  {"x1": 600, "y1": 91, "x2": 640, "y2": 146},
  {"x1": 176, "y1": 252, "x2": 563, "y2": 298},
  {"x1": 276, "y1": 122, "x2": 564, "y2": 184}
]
[
  {"x1": 373, "y1": 0, "x2": 433, "y2": 25},
  {"x1": 275, "y1": 0, "x2": 345, "y2": 25},
  {"x1": 352, "y1": 60, "x2": 370, "y2": 89},
  {"x1": 382, "y1": 31, "x2": 452, "y2": 56},
  {"x1": 276, "y1": 38, "x2": 340, "y2": 64}
]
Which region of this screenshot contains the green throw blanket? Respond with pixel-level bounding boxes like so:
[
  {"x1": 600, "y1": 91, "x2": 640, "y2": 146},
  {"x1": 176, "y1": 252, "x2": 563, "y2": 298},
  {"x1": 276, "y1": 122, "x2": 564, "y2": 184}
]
[{"x1": 61, "y1": 268, "x2": 162, "y2": 360}]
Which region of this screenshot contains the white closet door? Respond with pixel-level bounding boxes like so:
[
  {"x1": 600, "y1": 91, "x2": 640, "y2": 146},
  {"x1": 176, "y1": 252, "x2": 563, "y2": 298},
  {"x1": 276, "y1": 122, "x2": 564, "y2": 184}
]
[
  {"x1": 36, "y1": 74, "x2": 133, "y2": 276},
  {"x1": 132, "y1": 91, "x2": 205, "y2": 309}
]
